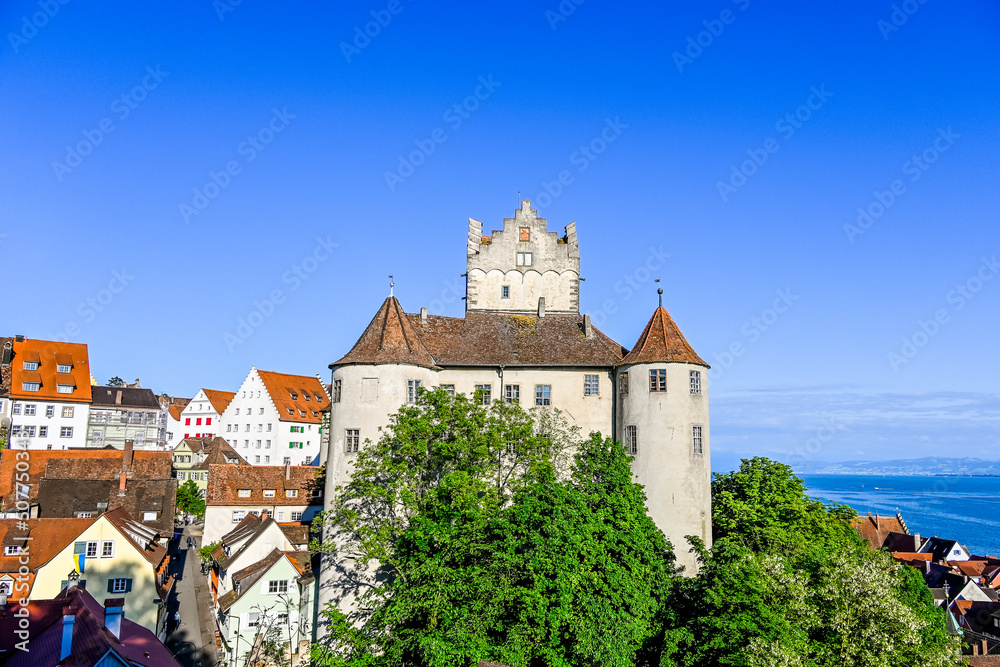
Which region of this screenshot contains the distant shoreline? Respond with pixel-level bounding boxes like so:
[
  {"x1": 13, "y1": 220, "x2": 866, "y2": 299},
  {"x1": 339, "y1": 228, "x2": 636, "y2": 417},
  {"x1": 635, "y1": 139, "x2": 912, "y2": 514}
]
[{"x1": 793, "y1": 472, "x2": 1000, "y2": 478}]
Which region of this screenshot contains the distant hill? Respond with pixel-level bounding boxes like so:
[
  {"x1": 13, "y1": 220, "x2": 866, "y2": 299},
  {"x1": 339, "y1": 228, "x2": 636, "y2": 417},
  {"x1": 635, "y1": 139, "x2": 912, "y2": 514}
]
[{"x1": 791, "y1": 457, "x2": 1000, "y2": 477}]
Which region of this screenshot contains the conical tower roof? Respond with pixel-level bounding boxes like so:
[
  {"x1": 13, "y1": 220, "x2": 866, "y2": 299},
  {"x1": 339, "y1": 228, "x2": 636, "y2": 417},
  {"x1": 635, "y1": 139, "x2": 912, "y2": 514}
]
[
  {"x1": 332, "y1": 296, "x2": 437, "y2": 368},
  {"x1": 621, "y1": 306, "x2": 709, "y2": 367}
]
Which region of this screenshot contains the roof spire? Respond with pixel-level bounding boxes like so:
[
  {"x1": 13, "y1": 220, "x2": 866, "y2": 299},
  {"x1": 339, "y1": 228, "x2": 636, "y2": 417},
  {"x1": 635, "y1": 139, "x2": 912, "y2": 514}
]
[
  {"x1": 389, "y1": 275, "x2": 394, "y2": 297},
  {"x1": 655, "y1": 278, "x2": 662, "y2": 309}
]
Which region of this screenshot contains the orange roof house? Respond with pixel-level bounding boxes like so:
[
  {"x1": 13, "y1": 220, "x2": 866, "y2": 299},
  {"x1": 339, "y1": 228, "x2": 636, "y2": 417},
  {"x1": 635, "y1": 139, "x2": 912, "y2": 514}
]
[{"x1": 9, "y1": 338, "x2": 92, "y2": 403}]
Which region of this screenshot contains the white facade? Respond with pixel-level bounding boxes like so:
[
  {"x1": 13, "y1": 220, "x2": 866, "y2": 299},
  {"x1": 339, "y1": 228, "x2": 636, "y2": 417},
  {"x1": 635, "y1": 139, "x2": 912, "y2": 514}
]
[
  {"x1": 8, "y1": 399, "x2": 89, "y2": 450},
  {"x1": 204, "y1": 503, "x2": 322, "y2": 546},
  {"x1": 220, "y1": 369, "x2": 325, "y2": 467},
  {"x1": 179, "y1": 389, "x2": 226, "y2": 441}
]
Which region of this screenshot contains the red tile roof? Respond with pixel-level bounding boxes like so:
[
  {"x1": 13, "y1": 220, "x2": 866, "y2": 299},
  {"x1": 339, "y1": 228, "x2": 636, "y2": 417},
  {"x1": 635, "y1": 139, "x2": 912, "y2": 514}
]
[
  {"x1": 205, "y1": 464, "x2": 322, "y2": 506},
  {"x1": 168, "y1": 404, "x2": 185, "y2": 421},
  {"x1": 202, "y1": 388, "x2": 237, "y2": 414},
  {"x1": 0, "y1": 585, "x2": 182, "y2": 667},
  {"x1": 851, "y1": 514, "x2": 908, "y2": 550},
  {"x1": 0, "y1": 517, "x2": 98, "y2": 574},
  {"x1": 257, "y1": 370, "x2": 331, "y2": 424},
  {"x1": 621, "y1": 307, "x2": 708, "y2": 367},
  {"x1": 9, "y1": 339, "x2": 92, "y2": 403}
]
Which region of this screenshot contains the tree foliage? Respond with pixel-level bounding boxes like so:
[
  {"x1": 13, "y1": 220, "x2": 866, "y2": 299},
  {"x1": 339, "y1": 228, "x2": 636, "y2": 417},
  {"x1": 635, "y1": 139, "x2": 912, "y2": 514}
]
[
  {"x1": 313, "y1": 389, "x2": 674, "y2": 667},
  {"x1": 107, "y1": 376, "x2": 124, "y2": 386},
  {"x1": 176, "y1": 479, "x2": 206, "y2": 519}
]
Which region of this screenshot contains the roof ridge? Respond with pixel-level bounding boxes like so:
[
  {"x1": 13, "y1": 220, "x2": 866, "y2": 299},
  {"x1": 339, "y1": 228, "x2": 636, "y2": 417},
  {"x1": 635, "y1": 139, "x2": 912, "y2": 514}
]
[{"x1": 622, "y1": 306, "x2": 708, "y2": 367}]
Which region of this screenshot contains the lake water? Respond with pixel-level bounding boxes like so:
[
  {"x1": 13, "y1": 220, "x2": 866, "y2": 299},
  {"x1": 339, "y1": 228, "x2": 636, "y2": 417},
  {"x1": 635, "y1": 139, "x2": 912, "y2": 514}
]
[{"x1": 798, "y1": 474, "x2": 1000, "y2": 557}]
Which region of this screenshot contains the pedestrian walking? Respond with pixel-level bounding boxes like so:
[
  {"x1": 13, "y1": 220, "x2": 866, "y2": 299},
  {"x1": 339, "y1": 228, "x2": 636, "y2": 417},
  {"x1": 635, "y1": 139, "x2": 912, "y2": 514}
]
[
  {"x1": 173, "y1": 610, "x2": 180, "y2": 630},
  {"x1": 187, "y1": 537, "x2": 193, "y2": 550}
]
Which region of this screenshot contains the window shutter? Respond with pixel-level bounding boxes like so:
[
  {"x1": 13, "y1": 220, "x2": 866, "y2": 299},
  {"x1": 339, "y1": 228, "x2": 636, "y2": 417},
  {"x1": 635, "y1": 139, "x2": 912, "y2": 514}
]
[
  {"x1": 108, "y1": 579, "x2": 115, "y2": 593},
  {"x1": 125, "y1": 579, "x2": 133, "y2": 593},
  {"x1": 74, "y1": 541, "x2": 87, "y2": 555}
]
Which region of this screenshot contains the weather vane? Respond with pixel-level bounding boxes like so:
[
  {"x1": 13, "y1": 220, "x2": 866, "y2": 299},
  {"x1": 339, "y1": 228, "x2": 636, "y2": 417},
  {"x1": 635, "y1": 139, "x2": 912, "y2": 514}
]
[
  {"x1": 655, "y1": 278, "x2": 662, "y2": 308},
  {"x1": 389, "y1": 275, "x2": 394, "y2": 297}
]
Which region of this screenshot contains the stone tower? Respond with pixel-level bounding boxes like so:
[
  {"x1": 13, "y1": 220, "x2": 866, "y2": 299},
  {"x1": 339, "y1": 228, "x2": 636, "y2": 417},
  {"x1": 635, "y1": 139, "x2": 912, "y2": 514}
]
[
  {"x1": 618, "y1": 295, "x2": 713, "y2": 573},
  {"x1": 466, "y1": 200, "x2": 580, "y2": 314}
]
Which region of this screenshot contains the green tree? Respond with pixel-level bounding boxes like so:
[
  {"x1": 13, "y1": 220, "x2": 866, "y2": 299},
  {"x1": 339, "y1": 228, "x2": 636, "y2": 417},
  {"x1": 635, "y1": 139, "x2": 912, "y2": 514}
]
[
  {"x1": 107, "y1": 376, "x2": 124, "y2": 386},
  {"x1": 661, "y1": 458, "x2": 961, "y2": 667},
  {"x1": 313, "y1": 390, "x2": 675, "y2": 667},
  {"x1": 176, "y1": 479, "x2": 206, "y2": 519},
  {"x1": 199, "y1": 541, "x2": 219, "y2": 566}
]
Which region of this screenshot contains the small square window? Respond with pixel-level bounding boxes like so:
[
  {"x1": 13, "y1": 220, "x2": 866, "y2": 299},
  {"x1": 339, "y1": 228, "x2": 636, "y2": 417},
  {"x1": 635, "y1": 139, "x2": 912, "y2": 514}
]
[
  {"x1": 475, "y1": 384, "x2": 492, "y2": 405},
  {"x1": 534, "y1": 385, "x2": 551, "y2": 406},
  {"x1": 287, "y1": 489, "x2": 298, "y2": 498},
  {"x1": 439, "y1": 384, "x2": 455, "y2": 396},
  {"x1": 60, "y1": 427, "x2": 73, "y2": 438},
  {"x1": 263, "y1": 489, "x2": 275, "y2": 498},
  {"x1": 39, "y1": 426, "x2": 48, "y2": 437},
  {"x1": 291, "y1": 511, "x2": 303, "y2": 521},
  {"x1": 583, "y1": 374, "x2": 600, "y2": 397},
  {"x1": 61, "y1": 406, "x2": 74, "y2": 418},
  {"x1": 504, "y1": 384, "x2": 520, "y2": 403},
  {"x1": 516, "y1": 252, "x2": 533, "y2": 267},
  {"x1": 110, "y1": 578, "x2": 129, "y2": 594},
  {"x1": 12, "y1": 404, "x2": 20, "y2": 415},
  {"x1": 24, "y1": 405, "x2": 36, "y2": 416},
  {"x1": 649, "y1": 370, "x2": 667, "y2": 392},
  {"x1": 101, "y1": 541, "x2": 114, "y2": 557},
  {"x1": 45, "y1": 405, "x2": 54, "y2": 417},
  {"x1": 501, "y1": 285, "x2": 510, "y2": 299},
  {"x1": 86, "y1": 542, "x2": 98, "y2": 558},
  {"x1": 232, "y1": 511, "x2": 246, "y2": 523}
]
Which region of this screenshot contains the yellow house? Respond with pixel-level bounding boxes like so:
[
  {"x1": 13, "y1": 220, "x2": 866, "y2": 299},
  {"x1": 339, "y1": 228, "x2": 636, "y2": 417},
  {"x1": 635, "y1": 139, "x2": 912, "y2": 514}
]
[{"x1": 2, "y1": 508, "x2": 173, "y2": 638}]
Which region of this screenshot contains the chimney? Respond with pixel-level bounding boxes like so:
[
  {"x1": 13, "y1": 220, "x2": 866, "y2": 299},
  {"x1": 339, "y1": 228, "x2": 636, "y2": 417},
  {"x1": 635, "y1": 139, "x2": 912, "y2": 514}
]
[
  {"x1": 285, "y1": 462, "x2": 291, "y2": 480},
  {"x1": 583, "y1": 314, "x2": 593, "y2": 338},
  {"x1": 61, "y1": 609, "x2": 75, "y2": 661},
  {"x1": 1, "y1": 341, "x2": 11, "y2": 366},
  {"x1": 537, "y1": 297, "x2": 546, "y2": 319},
  {"x1": 123, "y1": 440, "x2": 134, "y2": 471},
  {"x1": 104, "y1": 599, "x2": 124, "y2": 639},
  {"x1": 119, "y1": 472, "x2": 127, "y2": 495},
  {"x1": 115, "y1": 390, "x2": 123, "y2": 406},
  {"x1": 914, "y1": 533, "x2": 921, "y2": 551},
  {"x1": 420, "y1": 307, "x2": 428, "y2": 324},
  {"x1": 261, "y1": 510, "x2": 270, "y2": 521}
]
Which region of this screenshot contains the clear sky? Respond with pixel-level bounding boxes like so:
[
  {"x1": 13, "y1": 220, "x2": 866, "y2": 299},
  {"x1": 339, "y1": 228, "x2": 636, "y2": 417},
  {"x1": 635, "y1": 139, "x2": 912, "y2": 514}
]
[{"x1": 2, "y1": 0, "x2": 998, "y2": 464}]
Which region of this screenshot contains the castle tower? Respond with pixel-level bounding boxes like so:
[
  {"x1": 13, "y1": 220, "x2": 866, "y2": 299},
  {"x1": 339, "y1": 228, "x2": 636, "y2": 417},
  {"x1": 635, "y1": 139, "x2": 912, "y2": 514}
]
[
  {"x1": 618, "y1": 295, "x2": 712, "y2": 573},
  {"x1": 466, "y1": 200, "x2": 580, "y2": 313}
]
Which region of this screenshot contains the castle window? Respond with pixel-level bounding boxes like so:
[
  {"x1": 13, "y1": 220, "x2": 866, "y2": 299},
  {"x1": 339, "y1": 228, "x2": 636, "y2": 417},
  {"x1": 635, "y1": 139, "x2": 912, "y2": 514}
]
[
  {"x1": 345, "y1": 429, "x2": 360, "y2": 453},
  {"x1": 516, "y1": 252, "x2": 533, "y2": 267},
  {"x1": 406, "y1": 379, "x2": 421, "y2": 404},
  {"x1": 439, "y1": 384, "x2": 456, "y2": 396},
  {"x1": 504, "y1": 384, "x2": 520, "y2": 403},
  {"x1": 333, "y1": 379, "x2": 342, "y2": 403},
  {"x1": 619, "y1": 372, "x2": 629, "y2": 395},
  {"x1": 583, "y1": 374, "x2": 600, "y2": 396},
  {"x1": 519, "y1": 227, "x2": 530, "y2": 242},
  {"x1": 690, "y1": 371, "x2": 702, "y2": 394},
  {"x1": 502, "y1": 285, "x2": 510, "y2": 299},
  {"x1": 534, "y1": 385, "x2": 551, "y2": 406},
  {"x1": 649, "y1": 369, "x2": 667, "y2": 392},
  {"x1": 692, "y1": 425, "x2": 703, "y2": 455},
  {"x1": 624, "y1": 425, "x2": 638, "y2": 455},
  {"x1": 475, "y1": 384, "x2": 492, "y2": 405}
]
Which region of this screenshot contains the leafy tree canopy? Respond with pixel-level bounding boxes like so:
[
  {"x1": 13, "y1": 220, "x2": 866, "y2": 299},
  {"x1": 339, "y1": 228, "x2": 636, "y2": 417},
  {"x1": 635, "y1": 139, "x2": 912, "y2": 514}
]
[{"x1": 176, "y1": 479, "x2": 206, "y2": 519}]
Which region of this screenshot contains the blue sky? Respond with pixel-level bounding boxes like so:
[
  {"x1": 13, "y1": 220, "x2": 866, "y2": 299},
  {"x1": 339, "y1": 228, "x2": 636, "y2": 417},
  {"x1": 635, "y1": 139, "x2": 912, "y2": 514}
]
[{"x1": 2, "y1": 0, "x2": 998, "y2": 464}]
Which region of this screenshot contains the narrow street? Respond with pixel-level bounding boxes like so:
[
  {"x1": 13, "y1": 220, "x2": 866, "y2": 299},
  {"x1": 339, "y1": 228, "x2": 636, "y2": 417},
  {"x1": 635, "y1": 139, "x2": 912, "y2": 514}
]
[{"x1": 165, "y1": 523, "x2": 221, "y2": 667}]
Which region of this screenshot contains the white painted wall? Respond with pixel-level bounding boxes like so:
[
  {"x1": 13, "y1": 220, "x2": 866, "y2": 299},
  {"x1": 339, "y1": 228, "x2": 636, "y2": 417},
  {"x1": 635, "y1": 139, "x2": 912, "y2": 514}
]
[
  {"x1": 618, "y1": 361, "x2": 712, "y2": 574},
  {"x1": 178, "y1": 389, "x2": 224, "y2": 440},
  {"x1": 8, "y1": 399, "x2": 89, "y2": 450}
]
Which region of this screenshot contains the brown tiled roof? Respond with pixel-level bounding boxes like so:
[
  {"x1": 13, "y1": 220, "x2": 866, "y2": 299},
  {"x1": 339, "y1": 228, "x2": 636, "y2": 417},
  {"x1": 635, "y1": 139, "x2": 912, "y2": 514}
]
[
  {"x1": 333, "y1": 296, "x2": 437, "y2": 369},
  {"x1": 279, "y1": 524, "x2": 310, "y2": 546},
  {"x1": 191, "y1": 437, "x2": 248, "y2": 469},
  {"x1": 257, "y1": 370, "x2": 331, "y2": 424},
  {"x1": 8, "y1": 339, "x2": 93, "y2": 403},
  {"x1": 0, "y1": 448, "x2": 171, "y2": 510},
  {"x1": 90, "y1": 385, "x2": 161, "y2": 409},
  {"x1": 851, "y1": 514, "x2": 908, "y2": 550},
  {"x1": 206, "y1": 464, "x2": 322, "y2": 506},
  {"x1": 621, "y1": 306, "x2": 708, "y2": 367},
  {"x1": 286, "y1": 550, "x2": 312, "y2": 577},
  {"x1": 102, "y1": 507, "x2": 169, "y2": 567},
  {"x1": 203, "y1": 388, "x2": 237, "y2": 414},
  {"x1": 168, "y1": 404, "x2": 185, "y2": 421},
  {"x1": 333, "y1": 298, "x2": 626, "y2": 369},
  {"x1": 0, "y1": 517, "x2": 98, "y2": 571},
  {"x1": 220, "y1": 549, "x2": 286, "y2": 612},
  {"x1": 952, "y1": 560, "x2": 989, "y2": 578}
]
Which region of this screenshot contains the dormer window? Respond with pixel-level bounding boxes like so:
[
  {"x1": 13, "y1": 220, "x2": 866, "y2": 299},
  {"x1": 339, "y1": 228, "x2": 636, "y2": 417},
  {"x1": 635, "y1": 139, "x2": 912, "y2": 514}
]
[
  {"x1": 22, "y1": 361, "x2": 38, "y2": 371},
  {"x1": 314, "y1": 393, "x2": 324, "y2": 401},
  {"x1": 287, "y1": 408, "x2": 294, "y2": 415},
  {"x1": 56, "y1": 364, "x2": 71, "y2": 373},
  {"x1": 516, "y1": 252, "x2": 533, "y2": 267},
  {"x1": 237, "y1": 489, "x2": 250, "y2": 498},
  {"x1": 21, "y1": 382, "x2": 39, "y2": 392},
  {"x1": 289, "y1": 391, "x2": 298, "y2": 400},
  {"x1": 303, "y1": 393, "x2": 310, "y2": 402},
  {"x1": 57, "y1": 385, "x2": 74, "y2": 394},
  {"x1": 298, "y1": 409, "x2": 306, "y2": 417}
]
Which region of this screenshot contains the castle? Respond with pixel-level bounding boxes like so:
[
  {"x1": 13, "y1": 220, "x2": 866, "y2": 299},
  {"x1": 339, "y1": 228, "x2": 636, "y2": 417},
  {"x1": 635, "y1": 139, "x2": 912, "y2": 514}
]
[{"x1": 321, "y1": 200, "x2": 712, "y2": 589}]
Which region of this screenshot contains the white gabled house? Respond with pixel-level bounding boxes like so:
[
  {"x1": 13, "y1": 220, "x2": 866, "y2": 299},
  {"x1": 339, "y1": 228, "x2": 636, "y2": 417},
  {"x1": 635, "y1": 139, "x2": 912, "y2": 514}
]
[{"x1": 219, "y1": 368, "x2": 330, "y2": 467}]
